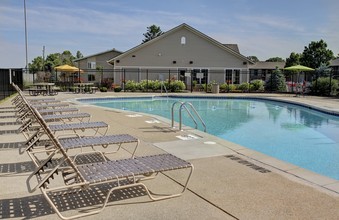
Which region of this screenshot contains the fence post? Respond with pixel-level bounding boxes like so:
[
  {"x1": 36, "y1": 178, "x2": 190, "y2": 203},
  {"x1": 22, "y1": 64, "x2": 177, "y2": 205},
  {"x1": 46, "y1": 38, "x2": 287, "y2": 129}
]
[
  {"x1": 146, "y1": 69, "x2": 149, "y2": 92},
  {"x1": 329, "y1": 70, "x2": 332, "y2": 96},
  {"x1": 123, "y1": 69, "x2": 126, "y2": 92},
  {"x1": 168, "y1": 69, "x2": 171, "y2": 90}
]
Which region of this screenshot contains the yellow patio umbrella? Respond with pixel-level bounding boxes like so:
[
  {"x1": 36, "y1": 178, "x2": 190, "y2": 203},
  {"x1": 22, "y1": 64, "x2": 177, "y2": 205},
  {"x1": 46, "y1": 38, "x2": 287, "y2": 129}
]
[
  {"x1": 54, "y1": 64, "x2": 83, "y2": 72},
  {"x1": 54, "y1": 65, "x2": 83, "y2": 82}
]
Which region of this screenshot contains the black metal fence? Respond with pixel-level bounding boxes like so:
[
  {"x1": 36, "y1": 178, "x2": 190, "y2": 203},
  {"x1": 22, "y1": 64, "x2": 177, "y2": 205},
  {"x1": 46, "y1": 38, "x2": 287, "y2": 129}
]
[
  {"x1": 1, "y1": 67, "x2": 338, "y2": 101},
  {"x1": 66, "y1": 68, "x2": 339, "y2": 96},
  {"x1": 0, "y1": 69, "x2": 23, "y2": 101}
]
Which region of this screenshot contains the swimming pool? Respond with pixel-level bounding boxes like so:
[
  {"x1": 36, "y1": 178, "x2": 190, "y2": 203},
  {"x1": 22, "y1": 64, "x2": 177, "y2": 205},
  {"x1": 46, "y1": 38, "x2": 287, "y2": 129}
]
[{"x1": 80, "y1": 96, "x2": 339, "y2": 180}]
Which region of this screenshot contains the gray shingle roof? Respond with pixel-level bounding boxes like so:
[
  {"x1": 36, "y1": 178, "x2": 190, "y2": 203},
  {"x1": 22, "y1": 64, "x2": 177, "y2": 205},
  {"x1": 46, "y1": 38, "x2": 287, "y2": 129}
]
[
  {"x1": 249, "y1": 61, "x2": 286, "y2": 70},
  {"x1": 329, "y1": 58, "x2": 339, "y2": 66}
]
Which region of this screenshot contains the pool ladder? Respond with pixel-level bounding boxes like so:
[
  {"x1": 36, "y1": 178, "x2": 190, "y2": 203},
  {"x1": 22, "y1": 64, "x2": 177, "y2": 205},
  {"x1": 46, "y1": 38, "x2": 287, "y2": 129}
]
[{"x1": 171, "y1": 101, "x2": 206, "y2": 132}]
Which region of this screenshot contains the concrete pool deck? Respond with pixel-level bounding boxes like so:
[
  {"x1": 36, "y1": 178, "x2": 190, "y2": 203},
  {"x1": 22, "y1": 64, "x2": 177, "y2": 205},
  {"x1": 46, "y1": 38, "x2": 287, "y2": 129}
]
[{"x1": 0, "y1": 91, "x2": 338, "y2": 219}]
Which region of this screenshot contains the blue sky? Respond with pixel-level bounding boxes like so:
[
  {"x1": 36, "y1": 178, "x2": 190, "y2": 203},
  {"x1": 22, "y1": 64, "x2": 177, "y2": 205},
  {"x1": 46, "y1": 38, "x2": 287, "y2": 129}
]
[{"x1": 1, "y1": 0, "x2": 338, "y2": 67}]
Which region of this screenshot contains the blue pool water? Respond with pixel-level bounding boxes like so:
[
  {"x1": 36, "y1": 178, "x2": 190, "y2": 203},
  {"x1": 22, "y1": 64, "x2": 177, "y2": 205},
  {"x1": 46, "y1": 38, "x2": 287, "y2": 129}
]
[{"x1": 81, "y1": 96, "x2": 339, "y2": 180}]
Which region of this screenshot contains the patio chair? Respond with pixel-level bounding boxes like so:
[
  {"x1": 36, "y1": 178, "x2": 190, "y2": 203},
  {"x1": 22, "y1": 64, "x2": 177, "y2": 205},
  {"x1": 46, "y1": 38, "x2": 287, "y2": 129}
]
[{"x1": 26, "y1": 106, "x2": 193, "y2": 220}]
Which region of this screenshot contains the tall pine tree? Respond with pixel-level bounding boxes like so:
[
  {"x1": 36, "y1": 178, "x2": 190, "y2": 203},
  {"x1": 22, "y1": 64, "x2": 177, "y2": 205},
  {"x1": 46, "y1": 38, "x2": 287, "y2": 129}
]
[
  {"x1": 265, "y1": 67, "x2": 286, "y2": 92},
  {"x1": 142, "y1": 25, "x2": 163, "y2": 43}
]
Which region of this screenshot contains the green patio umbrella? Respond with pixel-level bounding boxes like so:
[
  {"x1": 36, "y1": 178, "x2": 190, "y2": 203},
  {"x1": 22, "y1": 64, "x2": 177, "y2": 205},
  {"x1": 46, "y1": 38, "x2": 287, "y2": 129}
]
[
  {"x1": 284, "y1": 65, "x2": 314, "y2": 72},
  {"x1": 284, "y1": 65, "x2": 314, "y2": 93}
]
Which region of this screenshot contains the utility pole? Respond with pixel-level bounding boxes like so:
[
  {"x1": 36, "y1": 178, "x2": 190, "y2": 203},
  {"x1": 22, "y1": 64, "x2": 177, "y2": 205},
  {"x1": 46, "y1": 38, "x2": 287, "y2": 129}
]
[{"x1": 42, "y1": 45, "x2": 45, "y2": 72}]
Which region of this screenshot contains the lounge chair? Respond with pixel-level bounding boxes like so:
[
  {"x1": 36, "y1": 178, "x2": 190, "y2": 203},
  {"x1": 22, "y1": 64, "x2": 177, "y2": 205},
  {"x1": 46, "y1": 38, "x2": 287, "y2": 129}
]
[
  {"x1": 27, "y1": 97, "x2": 56, "y2": 102},
  {"x1": 0, "y1": 109, "x2": 18, "y2": 113},
  {"x1": 49, "y1": 121, "x2": 109, "y2": 135},
  {"x1": 12, "y1": 96, "x2": 88, "y2": 123},
  {"x1": 38, "y1": 108, "x2": 79, "y2": 115},
  {"x1": 0, "y1": 106, "x2": 16, "y2": 110},
  {"x1": 31, "y1": 103, "x2": 70, "y2": 109},
  {"x1": 42, "y1": 112, "x2": 91, "y2": 123},
  {"x1": 13, "y1": 85, "x2": 139, "y2": 166},
  {"x1": 19, "y1": 117, "x2": 109, "y2": 140},
  {"x1": 26, "y1": 106, "x2": 193, "y2": 220}
]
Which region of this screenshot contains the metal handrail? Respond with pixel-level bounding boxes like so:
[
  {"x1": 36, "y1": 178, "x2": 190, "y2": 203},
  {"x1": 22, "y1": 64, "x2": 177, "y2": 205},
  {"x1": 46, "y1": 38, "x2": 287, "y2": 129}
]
[
  {"x1": 160, "y1": 81, "x2": 168, "y2": 98},
  {"x1": 171, "y1": 101, "x2": 206, "y2": 132}
]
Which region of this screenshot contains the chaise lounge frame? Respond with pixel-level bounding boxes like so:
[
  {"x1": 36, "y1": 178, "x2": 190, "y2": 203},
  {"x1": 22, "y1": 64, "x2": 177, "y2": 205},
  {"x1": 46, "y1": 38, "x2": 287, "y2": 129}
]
[{"x1": 26, "y1": 100, "x2": 193, "y2": 220}]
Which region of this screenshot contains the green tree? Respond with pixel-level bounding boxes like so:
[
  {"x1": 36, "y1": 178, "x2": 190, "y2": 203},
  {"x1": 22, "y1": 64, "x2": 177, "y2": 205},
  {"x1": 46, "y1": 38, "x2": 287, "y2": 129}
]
[
  {"x1": 265, "y1": 67, "x2": 286, "y2": 92},
  {"x1": 76, "y1": 50, "x2": 84, "y2": 59},
  {"x1": 266, "y1": 57, "x2": 285, "y2": 62},
  {"x1": 28, "y1": 56, "x2": 44, "y2": 74},
  {"x1": 45, "y1": 53, "x2": 62, "y2": 72},
  {"x1": 300, "y1": 39, "x2": 334, "y2": 69},
  {"x1": 60, "y1": 50, "x2": 75, "y2": 65},
  {"x1": 247, "y1": 56, "x2": 259, "y2": 62},
  {"x1": 285, "y1": 52, "x2": 301, "y2": 67},
  {"x1": 311, "y1": 77, "x2": 338, "y2": 96},
  {"x1": 142, "y1": 25, "x2": 163, "y2": 43}
]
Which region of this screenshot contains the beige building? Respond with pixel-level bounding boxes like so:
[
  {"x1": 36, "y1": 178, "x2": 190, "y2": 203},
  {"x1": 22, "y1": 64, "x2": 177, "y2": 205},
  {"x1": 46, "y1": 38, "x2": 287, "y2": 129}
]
[
  {"x1": 75, "y1": 23, "x2": 287, "y2": 88},
  {"x1": 249, "y1": 61, "x2": 286, "y2": 81},
  {"x1": 74, "y1": 49, "x2": 122, "y2": 84},
  {"x1": 108, "y1": 23, "x2": 254, "y2": 89},
  {"x1": 329, "y1": 58, "x2": 339, "y2": 76}
]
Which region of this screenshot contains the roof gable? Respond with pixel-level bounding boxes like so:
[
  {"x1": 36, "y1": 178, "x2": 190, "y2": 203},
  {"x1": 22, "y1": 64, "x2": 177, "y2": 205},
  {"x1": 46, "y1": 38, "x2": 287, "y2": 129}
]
[
  {"x1": 74, "y1": 48, "x2": 123, "y2": 62},
  {"x1": 108, "y1": 23, "x2": 253, "y2": 64}
]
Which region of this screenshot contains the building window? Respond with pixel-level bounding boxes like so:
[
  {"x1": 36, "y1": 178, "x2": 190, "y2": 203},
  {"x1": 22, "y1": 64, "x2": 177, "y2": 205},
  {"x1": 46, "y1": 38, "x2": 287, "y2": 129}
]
[
  {"x1": 87, "y1": 62, "x2": 96, "y2": 69},
  {"x1": 234, "y1": 69, "x2": 240, "y2": 84},
  {"x1": 181, "y1": 36, "x2": 186, "y2": 45},
  {"x1": 88, "y1": 74, "x2": 95, "y2": 81},
  {"x1": 225, "y1": 69, "x2": 232, "y2": 84}
]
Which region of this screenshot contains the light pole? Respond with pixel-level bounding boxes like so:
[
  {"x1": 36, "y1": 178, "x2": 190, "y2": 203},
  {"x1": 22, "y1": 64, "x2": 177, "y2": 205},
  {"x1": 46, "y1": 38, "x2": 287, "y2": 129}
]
[{"x1": 24, "y1": 0, "x2": 30, "y2": 82}]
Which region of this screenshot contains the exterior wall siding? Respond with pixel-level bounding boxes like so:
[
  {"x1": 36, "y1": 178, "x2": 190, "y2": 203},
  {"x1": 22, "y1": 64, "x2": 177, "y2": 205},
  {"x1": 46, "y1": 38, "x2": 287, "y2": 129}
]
[
  {"x1": 74, "y1": 50, "x2": 121, "y2": 83},
  {"x1": 116, "y1": 29, "x2": 246, "y2": 69}
]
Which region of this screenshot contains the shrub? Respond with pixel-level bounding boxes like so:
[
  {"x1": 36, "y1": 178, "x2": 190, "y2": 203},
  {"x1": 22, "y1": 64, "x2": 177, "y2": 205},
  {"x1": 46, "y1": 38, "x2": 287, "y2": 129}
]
[
  {"x1": 147, "y1": 80, "x2": 161, "y2": 91},
  {"x1": 125, "y1": 80, "x2": 137, "y2": 92},
  {"x1": 250, "y1": 79, "x2": 265, "y2": 91},
  {"x1": 228, "y1": 84, "x2": 237, "y2": 91},
  {"x1": 137, "y1": 80, "x2": 148, "y2": 92},
  {"x1": 202, "y1": 83, "x2": 212, "y2": 92},
  {"x1": 311, "y1": 77, "x2": 338, "y2": 96},
  {"x1": 113, "y1": 86, "x2": 122, "y2": 92},
  {"x1": 168, "y1": 80, "x2": 186, "y2": 92},
  {"x1": 219, "y1": 83, "x2": 228, "y2": 92},
  {"x1": 238, "y1": 82, "x2": 250, "y2": 92},
  {"x1": 100, "y1": 87, "x2": 107, "y2": 92}
]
